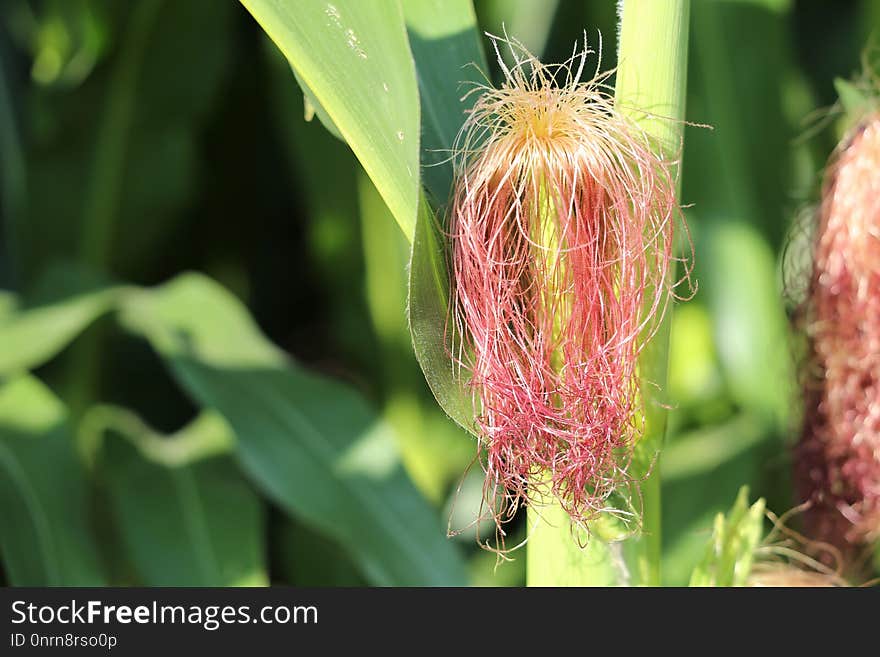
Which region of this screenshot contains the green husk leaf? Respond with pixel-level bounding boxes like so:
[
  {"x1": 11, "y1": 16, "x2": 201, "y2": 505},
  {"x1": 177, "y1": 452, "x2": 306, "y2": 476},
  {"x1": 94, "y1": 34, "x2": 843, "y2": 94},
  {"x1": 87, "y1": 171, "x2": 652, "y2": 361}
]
[
  {"x1": 689, "y1": 486, "x2": 766, "y2": 587},
  {"x1": 404, "y1": 0, "x2": 486, "y2": 434},
  {"x1": 408, "y1": 197, "x2": 474, "y2": 434}
]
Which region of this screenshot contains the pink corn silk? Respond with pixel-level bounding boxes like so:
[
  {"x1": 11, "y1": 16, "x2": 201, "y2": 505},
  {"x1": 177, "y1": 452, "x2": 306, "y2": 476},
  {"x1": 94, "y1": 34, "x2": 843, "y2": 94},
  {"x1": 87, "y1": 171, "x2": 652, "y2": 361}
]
[
  {"x1": 448, "y1": 47, "x2": 685, "y2": 527},
  {"x1": 795, "y1": 116, "x2": 880, "y2": 550}
]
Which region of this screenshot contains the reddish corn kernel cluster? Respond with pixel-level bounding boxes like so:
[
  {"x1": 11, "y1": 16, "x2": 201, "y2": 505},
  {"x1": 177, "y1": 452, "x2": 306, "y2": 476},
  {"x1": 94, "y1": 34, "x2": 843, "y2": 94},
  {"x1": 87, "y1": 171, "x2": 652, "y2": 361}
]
[
  {"x1": 794, "y1": 115, "x2": 880, "y2": 553},
  {"x1": 448, "y1": 37, "x2": 689, "y2": 530}
]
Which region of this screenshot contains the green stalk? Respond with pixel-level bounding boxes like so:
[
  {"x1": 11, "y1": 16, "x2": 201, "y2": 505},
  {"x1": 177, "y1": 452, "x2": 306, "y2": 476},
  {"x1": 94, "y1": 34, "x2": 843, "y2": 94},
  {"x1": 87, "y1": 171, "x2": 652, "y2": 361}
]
[
  {"x1": 80, "y1": 0, "x2": 163, "y2": 268},
  {"x1": 0, "y1": 48, "x2": 25, "y2": 287},
  {"x1": 66, "y1": 0, "x2": 163, "y2": 415},
  {"x1": 526, "y1": 0, "x2": 690, "y2": 587}
]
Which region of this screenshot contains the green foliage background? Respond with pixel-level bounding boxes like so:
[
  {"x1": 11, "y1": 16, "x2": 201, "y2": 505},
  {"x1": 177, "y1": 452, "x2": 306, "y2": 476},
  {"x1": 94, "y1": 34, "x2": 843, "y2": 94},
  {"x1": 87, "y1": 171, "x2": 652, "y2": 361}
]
[{"x1": 0, "y1": 0, "x2": 877, "y2": 587}]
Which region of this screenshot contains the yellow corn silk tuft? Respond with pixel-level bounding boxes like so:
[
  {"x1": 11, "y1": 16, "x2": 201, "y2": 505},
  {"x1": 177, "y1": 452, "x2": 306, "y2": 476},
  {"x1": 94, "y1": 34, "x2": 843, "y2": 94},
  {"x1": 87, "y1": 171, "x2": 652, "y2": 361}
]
[{"x1": 447, "y1": 34, "x2": 690, "y2": 536}]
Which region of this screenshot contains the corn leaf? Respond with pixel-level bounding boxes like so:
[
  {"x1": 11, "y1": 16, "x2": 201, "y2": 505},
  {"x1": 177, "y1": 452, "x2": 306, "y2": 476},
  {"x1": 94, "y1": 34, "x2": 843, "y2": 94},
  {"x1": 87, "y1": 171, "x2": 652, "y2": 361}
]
[
  {"x1": 0, "y1": 287, "x2": 120, "y2": 376},
  {"x1": 402, "y1": 0, "x2": 486, "y2": 202},
  {"x1": 96, "y1": 411, "x2": 267, "y2": 586},
  {"x1": 120, "y1": 273, "x2": 467, "y2": 586},
  {"x1": 0, "y1": 374, "x2": 105, "y2": 585},
  {"x1": 409, "y1": 198, "x2": 474, "y2": 434},
  {"x1": 240, "y1": 0, "x2": 420, "y2": 238}
]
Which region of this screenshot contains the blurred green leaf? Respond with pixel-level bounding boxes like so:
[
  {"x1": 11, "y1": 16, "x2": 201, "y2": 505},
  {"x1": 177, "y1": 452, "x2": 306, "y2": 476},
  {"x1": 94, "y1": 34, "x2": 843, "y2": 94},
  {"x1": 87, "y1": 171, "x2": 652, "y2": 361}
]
[
  {"x1": 79, "y1": 405, "x2": 235, "y2": 469},
  {"x1": 274, "y1": 519, "x2": 365, "y2": 586},
  {"x1": 0, "y1": 48, "x2": 26, "y2": 285},
  {"x1": 1, "y1": 268, "x2": 468, "y2": 585},
  {"x1": 663, "y1": 414, "x2": 768, "y2": 482},
  {"x1": 240, "y1": 0, "x2": 420, "y2": 238},
  {"x1": 687, "y1": 0, "x2": 809, "y2": 248},
  {"x1": 468, "y1": 526, "x2": 526, "y2": 587},
  {"x1": 0, "y1": 286, "x2": 120, "y2": 375},
  {"x1": 97, "y1": 412, "x2": 266, "y2": 586},
  {"x1": 120, "y1": 273, "x2": 467, "y2": 586},
  {"x1": 703, "y1": 221, "x2": 794, "y2": 431},
  {"x1": 689, "y1": 486, "x2": 766, "y2": 587},
  {"x1": 685, "y1": 1, "x2": 803, "y2": 434},
  {"x1": 834, "y1": 76, "x2": 878, "y2": 134},
  {"x1": 21, "y1": 0, "x2": 234, "y2": 281},
  {"x1": 835, "y1": 77, "x2": 870, "y2": 116},
  {"x1": 477, "y1": 0, "x2": 559, "y2": 58},
  {"x1": 675, "y1": 0, "x2": 811, "y2": 556},
  {"x1": 359, "y1": 172, "x2": 412, "y2": 355},
  {"x1": 0, "y1": 374, "x2": 105, "y2": 585},
  {"x1": 0, "y1": 292, "x2": 16, "y2": 318},
  {"x1": 661, "y1": 413, "x2": 772, "y2": 586},
  {"x1": 100, "y1": 0, "x2": 235, "y2": 273},
  {"x1": 8, "y1": 0, "x2": 109, "y2": 88},
  {"x1": 263, "y1": 38, "x2": 372, "y2": 371},
  {"x1": 359, "y1": 171, "x2": 473, "y2": 501},
  {"x1": 667, "y1": 303, "x2": 727, "y2": 428}
]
